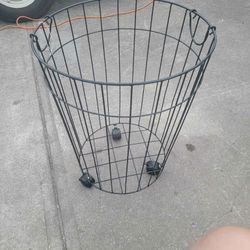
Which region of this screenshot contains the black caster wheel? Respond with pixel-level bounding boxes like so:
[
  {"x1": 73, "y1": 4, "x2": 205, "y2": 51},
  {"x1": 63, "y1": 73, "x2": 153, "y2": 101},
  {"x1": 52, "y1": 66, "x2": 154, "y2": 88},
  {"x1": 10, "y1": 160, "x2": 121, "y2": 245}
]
[
  {"x1": 112, "y1": 127, "x2": 122, "y2": 141},
  {"x1": 146, "y1": 161, "x2": 161, "y2": 175},
  {"x1": 79, "y1": 173, "x2": 95, "y2": 188}
]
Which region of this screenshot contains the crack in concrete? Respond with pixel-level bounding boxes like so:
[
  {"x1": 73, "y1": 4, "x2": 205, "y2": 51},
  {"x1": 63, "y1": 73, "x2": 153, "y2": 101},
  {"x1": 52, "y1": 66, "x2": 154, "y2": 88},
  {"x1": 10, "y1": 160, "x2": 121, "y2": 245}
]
[{"x1": 29, "y1": 35, "x2": 68, "y2": 250}]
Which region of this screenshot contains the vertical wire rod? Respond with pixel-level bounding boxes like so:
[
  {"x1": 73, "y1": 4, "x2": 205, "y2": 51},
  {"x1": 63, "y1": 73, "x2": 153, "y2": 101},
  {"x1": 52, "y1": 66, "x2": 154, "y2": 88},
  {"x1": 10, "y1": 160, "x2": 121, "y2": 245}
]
[
  {"x1": 147, "y1": 4, "x2": 172, "y2": 130},
  {"x1": 157, "y1": 61, "x2": 209, "y2": 177},
  {"x1": 138, "y1": 0, "x2": 155, "y2": 125},
  {"x1": 148, "y1": 17, "x2": 204, "y2": 186},
  {"x1": 117, "y1": 0, "x2": 122, "y2": 124},
  {"x1": 98, "y1": 0, "x2": 111, "y2": 125},
  {"x1": 40, "y1": 22, "x2": 86, "y2": 174},
  {"x1": 161, "y1": 41, "x2": 216, "y2": 167},
  {"x1": 124, "y1": 86, "x2": 134, "y2": 193},
  {"x1": 66, "y1": 9, "x2": 88, "y2": 139},
  {"x1": 43, "y1": 20, "x2": 85, "y2": 155},
  {"x1": 52, "y1": 17, "x2": 87, "y2": 149},
  {"x1": 40, "y1": 62, "x2": 85, "y2": 174},
  {"x1": 137, "y1": 81, "x2": 163, "y2": 191},
  {"x1": 53, "y1": 15, "x2": 102, "y2": 186},
  {"x1": 82, "y1": 3, "x2": 102, "y2": 128},
  {"x1": 131, "y1": 0, "x2": 138, "y2": 83},
  {"x1": 73, "y1": 79, "x2": 102, "y2": 187},
  {"x1": 155, "y1": 9, "x2": 187, "y2": 133},
  {"x1": 100, "y1": 85, "x2": 113, "y2": 192}
]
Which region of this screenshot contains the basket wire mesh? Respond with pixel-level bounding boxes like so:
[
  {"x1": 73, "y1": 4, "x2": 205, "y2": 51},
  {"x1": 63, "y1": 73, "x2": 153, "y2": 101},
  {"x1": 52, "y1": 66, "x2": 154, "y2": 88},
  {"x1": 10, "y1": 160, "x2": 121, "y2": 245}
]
[{"x1": 30, "y1": 0, "x2": 216, "y2": 194}]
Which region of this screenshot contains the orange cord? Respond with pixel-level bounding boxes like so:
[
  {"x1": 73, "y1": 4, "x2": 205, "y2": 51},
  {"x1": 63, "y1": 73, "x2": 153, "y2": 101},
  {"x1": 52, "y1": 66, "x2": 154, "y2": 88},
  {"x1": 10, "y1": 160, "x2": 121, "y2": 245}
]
[{"x1": 0, "y1": 0, "x2": 154, "y2": 32}]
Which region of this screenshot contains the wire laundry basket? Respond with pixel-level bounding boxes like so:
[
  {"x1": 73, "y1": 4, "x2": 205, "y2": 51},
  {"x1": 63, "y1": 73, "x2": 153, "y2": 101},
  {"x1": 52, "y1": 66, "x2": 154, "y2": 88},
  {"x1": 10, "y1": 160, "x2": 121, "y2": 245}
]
[{"x1": 30, "y1": 0, "x2": 217, "y2": 194}]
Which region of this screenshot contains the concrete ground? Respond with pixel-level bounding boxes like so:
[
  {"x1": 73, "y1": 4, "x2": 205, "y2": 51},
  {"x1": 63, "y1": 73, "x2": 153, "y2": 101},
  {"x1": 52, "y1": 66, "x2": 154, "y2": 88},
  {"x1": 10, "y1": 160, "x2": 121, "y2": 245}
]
[{"x1": 0, "y1": 0, "x2": 250, "y2": 249}]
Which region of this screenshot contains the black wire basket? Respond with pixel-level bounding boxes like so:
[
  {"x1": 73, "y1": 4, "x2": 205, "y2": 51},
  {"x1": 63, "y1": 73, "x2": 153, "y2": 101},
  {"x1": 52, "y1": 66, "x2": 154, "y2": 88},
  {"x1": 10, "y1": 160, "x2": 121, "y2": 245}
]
[{"x1": 30, "y1": 0, "x2": 217, "y2": 194}]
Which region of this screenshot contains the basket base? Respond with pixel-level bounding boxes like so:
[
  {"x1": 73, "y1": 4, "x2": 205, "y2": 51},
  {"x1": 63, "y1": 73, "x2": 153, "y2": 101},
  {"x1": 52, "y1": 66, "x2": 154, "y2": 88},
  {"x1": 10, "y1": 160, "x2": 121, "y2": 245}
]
[{"x1": 80, "y1": 123, "x2": 166, "y2": 194}]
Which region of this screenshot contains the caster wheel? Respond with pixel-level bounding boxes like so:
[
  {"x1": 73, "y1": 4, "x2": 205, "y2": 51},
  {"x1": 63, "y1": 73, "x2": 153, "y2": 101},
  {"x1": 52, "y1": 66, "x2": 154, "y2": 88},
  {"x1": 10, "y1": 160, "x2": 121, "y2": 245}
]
[
  {"x1": 112, "y1": 127, "x2": 122, "y2": 140},
  {"x1": 79, "y1": 173, "x2": 95, "y2": 188},
  {"x1": 146, "y1": 161, "x2": 161, "y2": 175}
]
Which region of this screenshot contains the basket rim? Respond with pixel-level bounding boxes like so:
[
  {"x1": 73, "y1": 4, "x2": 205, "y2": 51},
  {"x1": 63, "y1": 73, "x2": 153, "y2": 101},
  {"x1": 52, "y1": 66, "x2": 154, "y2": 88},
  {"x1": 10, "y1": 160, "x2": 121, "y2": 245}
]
[{"x1": 30, "y1": 0, "x2": 217, "y2": 86}]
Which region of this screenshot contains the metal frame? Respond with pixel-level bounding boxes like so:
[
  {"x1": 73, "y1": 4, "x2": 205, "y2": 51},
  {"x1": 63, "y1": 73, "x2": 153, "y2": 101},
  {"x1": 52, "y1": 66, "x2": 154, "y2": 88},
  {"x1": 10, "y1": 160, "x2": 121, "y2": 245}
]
[{"x1": 30, "y1": 0, "x2": 217, "y2": 194}]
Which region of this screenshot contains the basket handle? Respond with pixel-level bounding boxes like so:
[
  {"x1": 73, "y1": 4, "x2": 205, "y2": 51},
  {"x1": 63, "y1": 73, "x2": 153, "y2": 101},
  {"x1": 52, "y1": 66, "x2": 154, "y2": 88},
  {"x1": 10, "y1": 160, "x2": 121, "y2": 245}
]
[
  {"x1": 189, "y1": 9, "x2": 216, "y2": 46},
  {"x1": 30, "y1": 15, "x2": 53, "y2": 53},
  {"x1": 30, "y1": 33, "x2": 42, "y2": 52}
]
